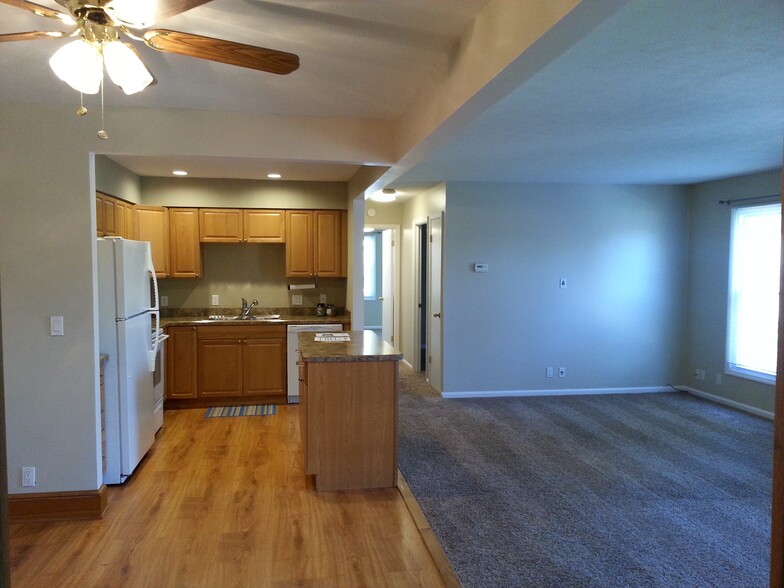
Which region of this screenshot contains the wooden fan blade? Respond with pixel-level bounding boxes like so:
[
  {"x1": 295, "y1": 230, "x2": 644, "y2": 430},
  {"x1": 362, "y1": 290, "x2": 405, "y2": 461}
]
[
  {"x1": 144, "y1": 29, "x2": 299, "y2": 75},
  {"x1": 0, "y1": 30, "x2": 67, "y2": 43},
  {"x1": 0, "y1": 0, "x2": 72, "y2": 21},
  {"x1": 103, "y1": 0, "x2": 214, "y2": 27}
]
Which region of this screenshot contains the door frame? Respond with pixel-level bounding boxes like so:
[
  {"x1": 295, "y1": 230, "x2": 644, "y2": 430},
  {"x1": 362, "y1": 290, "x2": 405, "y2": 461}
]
[
  {"x1": 413, "y1": 221, "x2": 427, "y2": 372},
  {"x1": 363, "y1": 224, "x2": 400, "y2": 347}
]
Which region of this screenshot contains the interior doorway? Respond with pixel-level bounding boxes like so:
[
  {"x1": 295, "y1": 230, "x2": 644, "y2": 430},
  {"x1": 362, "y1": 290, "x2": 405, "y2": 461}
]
[
  {"x1": 362, "y1": 225, "x2": 398, "y2": 347},
  {"x1": 415, "y1": 223, "x2": 428, "y2": 372}
]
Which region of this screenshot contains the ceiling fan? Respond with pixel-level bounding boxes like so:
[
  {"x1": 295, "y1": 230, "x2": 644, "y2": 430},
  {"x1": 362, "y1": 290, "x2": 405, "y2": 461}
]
[{"x1": 0, "y1": 0, "x2": 300, "y2": 96}]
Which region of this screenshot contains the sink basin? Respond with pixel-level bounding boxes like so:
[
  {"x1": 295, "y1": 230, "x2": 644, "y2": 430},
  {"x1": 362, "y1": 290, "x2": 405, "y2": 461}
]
[{"x1": 206, "y1": 314, "x2": 281, "y2": 321}]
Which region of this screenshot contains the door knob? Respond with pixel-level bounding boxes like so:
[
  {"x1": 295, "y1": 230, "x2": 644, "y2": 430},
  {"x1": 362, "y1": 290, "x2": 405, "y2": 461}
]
[
  {"x1": 433, "y1": 312, "x2": 441, "y2": 318},
  {"x1": 378, "y1": 296, "x2": 384, "y2": 301}
]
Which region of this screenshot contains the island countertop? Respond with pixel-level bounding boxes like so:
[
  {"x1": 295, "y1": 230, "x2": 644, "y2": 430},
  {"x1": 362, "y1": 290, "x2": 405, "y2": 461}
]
[{"x1": 298, "y1": 330, "x2": 403, "y2": 363}]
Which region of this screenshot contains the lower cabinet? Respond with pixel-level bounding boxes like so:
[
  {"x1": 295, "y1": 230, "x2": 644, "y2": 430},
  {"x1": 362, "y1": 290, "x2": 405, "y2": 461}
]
[
  {"x1": 166, "y1": 324, "x2": 286, "y2": 406},
  {"x1": 165, "y1": 326, "x2": 198, "y2": 399}
]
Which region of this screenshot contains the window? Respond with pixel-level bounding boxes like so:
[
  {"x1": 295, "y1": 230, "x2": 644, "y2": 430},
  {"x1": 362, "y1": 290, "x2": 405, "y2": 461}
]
[
  {"x1": 726, "y1": 202, "x2": 781, "y2": 384},
  {"x1": 363, "y1": 233, "x2": 379, "y2": 299}
]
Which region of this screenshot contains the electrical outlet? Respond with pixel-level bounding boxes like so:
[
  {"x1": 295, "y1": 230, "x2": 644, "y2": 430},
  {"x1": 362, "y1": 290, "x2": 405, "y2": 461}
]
[
  {"x1": 22, "y1": 466, "x2": 35, "y2": 487},
  {"x1": 292, "y1": 294, "x2": 303, "y2": 306},
  {"x1": 699, "y1": 369, "x2": 706, "y2": 381},
  {"x1": 715, "y1": 373, "x2": 722, "y2": 385},
  {"x1": 319, "y1": 294, "x2": 327, "y2": 304},
  {"x1": 558, "y1": 367, "x2": 566, "y2": 378},
  {"x1": 160, "y1": 295, "x2": 169, "y2": 307},
  {"x1": 211, "y1": 294, "x2": 219, "y2": 306},
  {"x1": 546, "y1": 367, "x2": 554, "y2": 378}
]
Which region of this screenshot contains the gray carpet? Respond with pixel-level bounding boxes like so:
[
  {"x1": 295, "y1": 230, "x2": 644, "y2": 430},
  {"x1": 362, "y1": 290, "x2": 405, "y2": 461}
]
[{"x1": 397, "y1": 367, "x2": 773, "y2": 588}]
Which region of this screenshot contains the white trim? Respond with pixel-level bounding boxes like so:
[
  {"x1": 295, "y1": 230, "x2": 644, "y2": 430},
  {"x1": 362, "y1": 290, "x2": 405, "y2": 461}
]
[
  {"x1": 681, "y1": 386, "x2": 774, "y2": 420},
  {"x1": 401, "y1": 359, "x2": 413, "y2": 370},
  {"x1": 442, "y1": 386, "x2": 671, "y2": 399}
]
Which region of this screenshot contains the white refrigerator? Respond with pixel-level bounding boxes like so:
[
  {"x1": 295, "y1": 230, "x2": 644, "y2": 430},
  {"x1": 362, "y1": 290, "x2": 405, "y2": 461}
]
[{"x1": 98, "y1": 237, "x2": 163, "y2": 484}]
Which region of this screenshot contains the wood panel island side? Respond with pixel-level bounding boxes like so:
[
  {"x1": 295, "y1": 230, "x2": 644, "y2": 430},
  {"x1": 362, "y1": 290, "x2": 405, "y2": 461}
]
[{"x1": 297, "y1": 330, "x2": 402, "y2": 492}]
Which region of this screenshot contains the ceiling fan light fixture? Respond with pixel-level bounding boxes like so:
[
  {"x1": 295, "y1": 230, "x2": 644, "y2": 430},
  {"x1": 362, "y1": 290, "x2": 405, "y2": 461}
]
[
  {"x1": 103, "y1": 41, "x2": 153, "y2": 95},
  {"x1": 49, "y1": 39, "x2": 103, "y2": 95}
]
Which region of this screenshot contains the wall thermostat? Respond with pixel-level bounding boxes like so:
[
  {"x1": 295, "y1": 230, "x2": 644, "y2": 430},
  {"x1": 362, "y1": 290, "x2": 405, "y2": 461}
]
[{"x1": 472, "y1": 263, "x2": 489, "y2": 273}]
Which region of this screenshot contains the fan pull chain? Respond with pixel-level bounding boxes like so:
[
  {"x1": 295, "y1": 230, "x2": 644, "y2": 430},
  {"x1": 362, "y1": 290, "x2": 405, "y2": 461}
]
[
  {"x1": 97, "y1": 72, "x2": 108, "y2": 140},
  {"x1": 76, "y1": 93, "x2": 87, "y2": 117}
]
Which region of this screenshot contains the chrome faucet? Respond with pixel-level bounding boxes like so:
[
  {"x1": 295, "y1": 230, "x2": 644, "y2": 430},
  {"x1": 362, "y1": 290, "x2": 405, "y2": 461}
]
[{"x1": 241, "y1": 298, "x2": 259, "y2": 317}]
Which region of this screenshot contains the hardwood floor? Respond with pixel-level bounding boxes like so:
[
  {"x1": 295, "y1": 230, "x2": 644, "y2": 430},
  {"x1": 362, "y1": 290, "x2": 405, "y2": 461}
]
[{"x1": 9, "y1": 406, "x2": 447, "y2": 587}]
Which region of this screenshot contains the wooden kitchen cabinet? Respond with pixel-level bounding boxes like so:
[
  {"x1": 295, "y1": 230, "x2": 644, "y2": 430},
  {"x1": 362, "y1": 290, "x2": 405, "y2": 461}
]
[
  {"x1": 244, "y1": 209, "x2": 285, "y2": 243},
  {"x1": 114, "y1": 199, "x2": 135, "y2": 239},
  {"x1": 165, "y1": 326, "x2": 198, "y2": 399},
  {"x1": 169, "y1": 208, "x2": 202, "y2": 278},
  {"x1": 135, "y1": 205, "x2": 170, "y2": 278},
  {"x1": 285, "y1": 210, "x2": 345, "y2": 277},
  {"x1": 199, "y1": 208, "x2": 243, "y2": 242},
  {"x1": 196, "y1": 325, "x2": 286, "y2": 401},
  {"x1": 97, "y1": 192, "x2": 135, "y2": 239},
  {"x1": 96, "y1": 194, "x2": 105, "y2": 237}
]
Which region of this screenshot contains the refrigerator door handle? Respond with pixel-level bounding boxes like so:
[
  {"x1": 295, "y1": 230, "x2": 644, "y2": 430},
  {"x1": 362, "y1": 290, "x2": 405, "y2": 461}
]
[
  {"x1": 146, "y1": 247, "x2": 160, "y2": 312},
  {"x1": 148, "y1": 310, "x2": 161, "y2": 372}
]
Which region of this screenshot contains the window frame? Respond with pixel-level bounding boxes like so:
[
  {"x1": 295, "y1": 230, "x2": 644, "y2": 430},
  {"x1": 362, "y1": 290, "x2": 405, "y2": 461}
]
[{"x1": 725, "y1": 200, "x2": 781, "y2": 385}]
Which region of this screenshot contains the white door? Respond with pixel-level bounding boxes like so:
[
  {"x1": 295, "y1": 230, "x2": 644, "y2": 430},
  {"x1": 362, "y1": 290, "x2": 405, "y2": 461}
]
[
  {"x1": 115, "y1": 239, "x2": 157, "y2": 319},
  {"x1": 427, "y1": 214, "x2": 443, "y2": 392},
  {"x1": 117, "y1": 313, "x2": 156, "y2": 479},
  {"x1": 381, "y1": 229, "x2": 395, "y2": 345}
]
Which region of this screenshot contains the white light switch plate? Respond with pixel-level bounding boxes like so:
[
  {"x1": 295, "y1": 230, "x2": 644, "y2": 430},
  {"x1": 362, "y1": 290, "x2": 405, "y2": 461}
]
[
  {"x1": 211, "y1": 294, "x2": 219, "y2": 306},
  {"x1": 50, "y1": 316, "x2": 64, "y2": 336},
  {"x1": 160, "y1": 295, "x2": 169, "y2": 307},
  {"x1": 292, "y1": 294, "x2": 303, "y2": 306}
]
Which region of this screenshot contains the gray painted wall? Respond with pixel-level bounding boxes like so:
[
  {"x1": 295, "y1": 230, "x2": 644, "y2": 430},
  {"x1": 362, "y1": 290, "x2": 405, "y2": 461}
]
[
  {"x1": 95, "y1": 155, "x2": 142, "y2": 203},
  {"x1": 442, "y1": 182, "x2": 690, "y2": 393},
  {"x1": 683, "y1": 169, "x2": 781, "y2": 412}
]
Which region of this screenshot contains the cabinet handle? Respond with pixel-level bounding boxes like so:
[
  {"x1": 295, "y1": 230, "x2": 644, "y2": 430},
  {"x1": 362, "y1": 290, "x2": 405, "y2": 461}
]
[{"x1": 298, "y1": 378, "x2": 304, "y2": 382}]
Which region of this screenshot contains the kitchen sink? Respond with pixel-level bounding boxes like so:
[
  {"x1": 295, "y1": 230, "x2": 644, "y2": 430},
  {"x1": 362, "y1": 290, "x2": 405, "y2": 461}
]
[{"x1": 207, "y1": 314, "x2": 281, "y2": 321}]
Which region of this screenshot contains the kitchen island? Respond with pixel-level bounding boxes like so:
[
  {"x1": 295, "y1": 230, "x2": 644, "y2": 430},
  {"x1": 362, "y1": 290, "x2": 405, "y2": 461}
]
[{"x1": 298, "y1": 330, "x2": 402, "y2": 491}]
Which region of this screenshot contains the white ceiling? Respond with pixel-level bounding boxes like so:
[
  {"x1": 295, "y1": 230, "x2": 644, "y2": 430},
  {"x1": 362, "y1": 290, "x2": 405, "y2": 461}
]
[{"x1": 1, "y1": 0, "x2": 782, "y2": 187}]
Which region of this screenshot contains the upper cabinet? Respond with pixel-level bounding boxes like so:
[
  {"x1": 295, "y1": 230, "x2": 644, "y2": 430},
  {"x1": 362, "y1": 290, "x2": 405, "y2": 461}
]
[
  {"x1": 199, "y1": 209, "x2": 243, "y2": 243},
  {"x1": 96, "y1": 192, "x2": 135, "y2": 239},
  {"x1": 169, "y1": 208, "x2": 202, "y2": 278},
  {"x1": 285, "y1": 210, "x2": 345, "y2": 278},
  {"x1": 135, "y1": 205, "x2": 170, "y2": 278},
  {"x1": 200, "y1": 208, "x2": 286, "y2": 243},
  {"x1": 244, "y1": 209, "x2": 285, "y2": 243}
]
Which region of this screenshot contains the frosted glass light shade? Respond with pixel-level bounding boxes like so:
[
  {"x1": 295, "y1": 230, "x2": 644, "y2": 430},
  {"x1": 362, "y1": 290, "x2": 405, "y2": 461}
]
[
  {"x1": 103, "y1": 41, "x2": 153, "y2": 95},
  {"x1": 49, "y1": 40, "x2": 103, "y2": 94}
]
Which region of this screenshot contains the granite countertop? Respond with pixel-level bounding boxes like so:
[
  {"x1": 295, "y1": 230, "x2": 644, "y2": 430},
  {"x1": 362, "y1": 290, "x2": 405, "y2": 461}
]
[
  {"x1": 298, "y1": 330, "x2": 403, "y2": 363},
  {"x1": 162, "y1": 314, "x2": 350, "y2": 327}
]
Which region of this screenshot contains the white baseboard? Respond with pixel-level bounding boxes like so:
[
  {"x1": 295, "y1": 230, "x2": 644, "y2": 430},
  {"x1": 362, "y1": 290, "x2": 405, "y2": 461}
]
[
  {"x1": 680, "y1": 386, "x2": 774, "y2": 420},
  {"x1": 401, "y1": 359, "x2": 413, "y2": 370},
  {"x1": 442, "y1": 386, "x2": 671, "y2": 399}
]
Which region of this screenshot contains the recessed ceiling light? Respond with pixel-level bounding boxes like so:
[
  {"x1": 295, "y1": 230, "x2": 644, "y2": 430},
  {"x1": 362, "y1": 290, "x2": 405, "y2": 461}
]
[
  {"x1": 267, "y1": 173, "x2": 282, "y2": 179},
  {"x1": 172, "y1": 170, "x2": 188, "y2": 176}
]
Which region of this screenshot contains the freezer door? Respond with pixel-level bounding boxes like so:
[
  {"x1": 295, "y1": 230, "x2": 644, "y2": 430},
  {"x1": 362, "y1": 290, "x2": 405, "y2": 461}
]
[
  {"x1": 116, "y1": 314, "x2": 156, "y2": 480},
  {"x1": 115, "y1": 239, "x2": 158, "y2": 319}
]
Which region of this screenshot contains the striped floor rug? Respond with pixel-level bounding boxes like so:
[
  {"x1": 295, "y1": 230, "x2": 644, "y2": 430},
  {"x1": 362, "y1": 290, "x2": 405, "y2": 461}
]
[{"x1": 204, "y1": 405, "x2": 277, "y2": 418}]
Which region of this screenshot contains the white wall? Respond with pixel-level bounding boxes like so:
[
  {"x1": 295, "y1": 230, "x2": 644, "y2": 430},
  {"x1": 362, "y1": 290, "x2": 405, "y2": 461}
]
[
  {"x1": 683, "y1": 169, "x2": 781, "y2": 412},
  {"x1": 441, "y1": 182, "x2": 690, "y2": 394},
  {"x1": 0, "y1": 103, "x2": 387, "y2": 494}
]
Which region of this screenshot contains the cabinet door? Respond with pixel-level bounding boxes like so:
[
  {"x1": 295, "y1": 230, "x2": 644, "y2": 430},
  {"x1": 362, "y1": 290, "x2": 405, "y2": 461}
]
[
  {"x1": 199, "y1": 209, "x2": 243, "y2": 242},
  {"x1": 102, "y1": 195, "x2": 117, "y2": 236},
  {"x1": 165, "y1": 327, "x2": 198, "y2": 399},
  {"x1": 114, "y1": 200, "x2": 127, "y2": 239},
  {"x1": 314, "y1": 210, "x2": 342, "y2": 277},
  {"x1": 135, "y1": 206, "x2": 170, "y2": 278},
  {"x1": 244, "y1": 338, "x2": 285, "y2": 397},
  {"x1": 124, "y1": 203, "x2": 135, "y2": 239},
  {"x1": 285, "y1": 210, "x2": 313, "y2": 277},
  {"x1": 95, "y1": 194, "x2": 105, "y2": 237},
  {"x1": 169, "y1": 208, "x2": 202, "y2": 278},
  {"x1": 244, "y1": 209, "x2": 285, "y2": 243},
  {"x1": 198, "y1": 339, "x2": 243, "y2": 396}
]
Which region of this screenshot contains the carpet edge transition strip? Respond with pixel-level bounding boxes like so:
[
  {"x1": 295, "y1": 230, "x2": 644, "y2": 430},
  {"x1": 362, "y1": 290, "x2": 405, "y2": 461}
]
[{"x1": 397, "y1": 471, "x2": 462, "y2": 588}]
